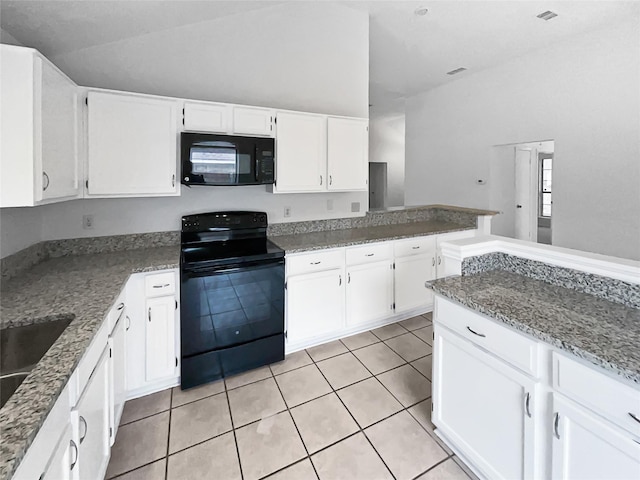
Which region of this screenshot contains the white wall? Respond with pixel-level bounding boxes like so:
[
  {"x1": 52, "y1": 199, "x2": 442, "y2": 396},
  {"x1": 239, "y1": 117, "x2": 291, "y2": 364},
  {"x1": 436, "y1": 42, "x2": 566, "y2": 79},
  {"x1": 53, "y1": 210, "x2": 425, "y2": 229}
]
[
  {"x1": 0, "y1": 27, "x2": 22, "y2": 46},
  {"x1": 1, "y1": 3, "x2": 369, "y2": 249},
  {"x1": 0, "y1": 207, "x2": 42, "y2": 257},
  {"x1": 369, "y1": 102, "x2": 405, "y2": 207},
  {"x1": 405, "y1": 18, "x2": 640, "y2": 260}
]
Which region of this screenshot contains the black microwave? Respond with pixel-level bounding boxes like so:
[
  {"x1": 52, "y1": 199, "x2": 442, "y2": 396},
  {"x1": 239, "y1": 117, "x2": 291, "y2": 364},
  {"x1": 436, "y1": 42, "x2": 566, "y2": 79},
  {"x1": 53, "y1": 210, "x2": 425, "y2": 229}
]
[{"x1": 181, "y1": 133, "x2": 275, "y2": 186}]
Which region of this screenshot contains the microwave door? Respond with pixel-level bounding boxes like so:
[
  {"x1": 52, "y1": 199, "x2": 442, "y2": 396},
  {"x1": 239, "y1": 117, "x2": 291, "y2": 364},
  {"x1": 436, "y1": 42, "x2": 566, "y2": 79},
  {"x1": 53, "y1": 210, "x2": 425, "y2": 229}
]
[{"x1": 191, "y1": 142, "x2": 238, "y2": 185}]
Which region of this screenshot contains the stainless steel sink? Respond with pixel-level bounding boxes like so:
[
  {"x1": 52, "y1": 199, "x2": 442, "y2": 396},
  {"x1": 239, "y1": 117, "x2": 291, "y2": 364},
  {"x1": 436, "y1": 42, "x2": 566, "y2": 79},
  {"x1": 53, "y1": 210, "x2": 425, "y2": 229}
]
[{"x1": 0, "y1": 317, "x2": 73, "y2": 408}]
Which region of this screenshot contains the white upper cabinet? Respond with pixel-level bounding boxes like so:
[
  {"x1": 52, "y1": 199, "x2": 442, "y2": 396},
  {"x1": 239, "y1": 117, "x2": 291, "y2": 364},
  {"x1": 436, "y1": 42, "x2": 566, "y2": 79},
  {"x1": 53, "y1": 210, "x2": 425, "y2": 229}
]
[
  {"x1": 183, "y1": 101, "x2": 228, "y2": 133},
  {"x1": 327, "y1": 117, "x2": 368, "y2": 191},
  {"x1": 274, "y1": 111, "x2": 327, "y2": 192},
  {"x1": 1, "y1": 45, "x2": 80, "y2": 207},
  {"x1": 87, "y1": 91, "x2": 179, "y2": 197},
  {"x1": 233, "y1": 106, "x2": 274, "y2": 136}
]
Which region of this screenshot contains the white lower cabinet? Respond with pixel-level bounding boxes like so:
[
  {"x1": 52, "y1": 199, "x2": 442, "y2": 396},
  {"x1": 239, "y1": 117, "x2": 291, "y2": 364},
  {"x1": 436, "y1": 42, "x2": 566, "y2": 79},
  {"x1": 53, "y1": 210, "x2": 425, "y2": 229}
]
[
  {"x1": 286, "y1": 268, "x2": 344, "y2": 345},
  {"x1": 346, "y1": 260, "x2": 394, "y2": 328},
  {"x1": 145, "y1": 295, "x2": 178, "y2": 382},
  {"x1": 394, "y1": 253, "x2": 434, "y2": 312},
  {"x1": 551, "y1": 394, "x2": 640, "y2": 480},
  {"x1": 73, "y1": 347, "x2": 110, "y2": 480},
  {"x1": 41, "y1": 425, "x2": 73, "y2": 480},
  {"x1": 109, "y1": 312, "x2": 126, "y2": 445},
  {"x1": 433, "y1": 325, "x2": 538, "y2": 479}
]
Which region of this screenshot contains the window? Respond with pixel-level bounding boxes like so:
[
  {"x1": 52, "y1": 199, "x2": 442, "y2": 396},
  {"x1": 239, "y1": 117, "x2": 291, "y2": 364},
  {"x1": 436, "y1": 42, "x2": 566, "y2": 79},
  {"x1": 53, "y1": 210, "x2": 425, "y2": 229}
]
[{"x1": 539, "y1": 153, "x2": 553, "y2": 217}]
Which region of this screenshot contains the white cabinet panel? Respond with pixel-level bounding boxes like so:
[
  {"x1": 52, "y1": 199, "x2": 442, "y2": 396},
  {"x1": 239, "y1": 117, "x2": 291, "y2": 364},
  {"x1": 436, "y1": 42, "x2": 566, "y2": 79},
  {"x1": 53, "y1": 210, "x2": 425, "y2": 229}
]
[
  {"x1": 286, "y1": 268, "x2": 344, "y2": 345},
  {"x1": 327, "y1": 117, "x2": 368, "y2": 191},
  {"x1": 346, "y1": 261, "x2": 394, "y2": 328},
  {"x1": 87, "y1": 91, "x2": 178, "y2": 196},
  {"x1": 42, "y1": 425, "x2": 72, "y2": 480},
  {"x1": 435, "y1": 230, "x2": 476, "y2": 278},
  {"x1": 183, "y1": 101, "x2": 228, "y2": 133},
  {"x1": 109, "y1": 314, "x2": 126, "y2": 444},
  {"x1": 551, "y1": 394, "x2": 640, "y2": 480},
  {"x1": 145, "y1": 295, "x2": 177, "y2": 382},
  {"x1": 395, "y1": 253, "x2": 435, "y2": 312},
  {"x1": 74, "y1": 347, "x2": 110, "y2": 480},
  {"x1": 233, "y1": 106, "x2": 273, "y2": 136},
  {"x1": 433, "y1": 326, "x2": 538, "y2": 480},
  {"x1": 0, "y1": 45, "x2": 79, "y2": 207},
  {"x1": 274, "y1": 111, "x2": 326, "y2": 192}
]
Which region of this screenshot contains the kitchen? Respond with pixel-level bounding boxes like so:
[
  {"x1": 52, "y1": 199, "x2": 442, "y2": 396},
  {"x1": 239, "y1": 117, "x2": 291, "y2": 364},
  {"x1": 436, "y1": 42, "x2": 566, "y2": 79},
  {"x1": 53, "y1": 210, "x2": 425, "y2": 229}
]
[{"x1": 1, "y1": 2, "x2": 639, "y2": 480}]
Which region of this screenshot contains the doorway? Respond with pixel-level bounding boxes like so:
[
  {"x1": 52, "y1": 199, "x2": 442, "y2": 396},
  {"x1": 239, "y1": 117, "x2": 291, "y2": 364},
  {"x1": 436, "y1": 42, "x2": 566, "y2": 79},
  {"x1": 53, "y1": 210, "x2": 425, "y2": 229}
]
[
  {"x1": 369, "y1": 162, "x2": 388, "y2": 209},
  {"x1": 489, "y1": 140, "x2": 554, "y2": 244}
]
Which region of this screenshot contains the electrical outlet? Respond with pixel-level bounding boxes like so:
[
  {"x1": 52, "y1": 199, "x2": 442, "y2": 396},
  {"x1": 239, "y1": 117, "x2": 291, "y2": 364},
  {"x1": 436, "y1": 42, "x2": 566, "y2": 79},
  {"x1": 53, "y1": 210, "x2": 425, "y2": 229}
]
[
  {"x1": 327, "y1": 199, "x2": 334, "y2": 211},
  {"x1": 351, "y1": 202, "x2": 360, "y2": 213},
  {"x1": 284, "y1": 206, "x2": 291, "y2": 218},
  {"x1": 83, "y1": 214, "x2": 94, "y2": 229}
]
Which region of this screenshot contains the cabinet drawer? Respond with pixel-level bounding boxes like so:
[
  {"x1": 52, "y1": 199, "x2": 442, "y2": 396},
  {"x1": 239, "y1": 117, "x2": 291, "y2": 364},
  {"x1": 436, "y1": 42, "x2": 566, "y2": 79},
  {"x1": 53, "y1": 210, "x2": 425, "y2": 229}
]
[
  {"x1": 144, "y1": 271, "x2": 176, "y2": 297},
  {"x1": 76, "y1": 320, "x2": 109, "y2": 399},
  {"x1": 287, "y1": 249, "x2": 344, "y2": 276},
  {"x1": 394, "y1": 236, "x2": 435, "y2": 258},
  {"x1": 346, "y1": 242, "x2": 392, "y2": 266},
  {"x1": 435, "y1": 297, "x2": 539, "y2": 377},
  {"x1": 552, "y1": 352, "x2": 640, "y2": 436}
]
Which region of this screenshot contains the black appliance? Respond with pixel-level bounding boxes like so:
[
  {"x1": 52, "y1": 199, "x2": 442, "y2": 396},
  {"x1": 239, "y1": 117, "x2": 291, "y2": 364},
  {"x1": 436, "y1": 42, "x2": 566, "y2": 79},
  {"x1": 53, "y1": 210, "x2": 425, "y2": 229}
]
[
  {"x1": 180, "y1": 211, "x2": 285, "y2": 389},
  {"x1": 181, "y1": 133, "x2": 275, "y2": 186}
]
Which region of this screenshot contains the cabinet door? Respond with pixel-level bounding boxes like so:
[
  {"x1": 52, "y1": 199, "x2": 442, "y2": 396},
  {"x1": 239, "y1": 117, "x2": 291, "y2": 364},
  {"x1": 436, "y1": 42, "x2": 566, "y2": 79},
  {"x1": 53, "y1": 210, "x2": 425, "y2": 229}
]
[
  {"x1": 346, "y1": 261, "x2": 394, "y2": 328},
  {"x1": 233, "y1": 106, "x2": 273, "y2": 136},
  {"x1": 183, "y1": 101, "x2": 228, "y2": 133},
  {"x1": 40, "y1": 57, "x2": 79, "y2": 201},
  {"x1": 125, "y1": 276, "x2": 146, "y2": 393},
  {"x1": 286, "y1": 268, "x2": 344, "y2": 345},
  {"x1": 145, "y1": 295, "x2": 177, "y2": 382},
  {"x1": 327, "y1": 117, "x2": 368, "y2": 191},
  {"x1": 42, "y1": 425, "x2": 72, "y2": 480},
  {"x1": 274, "y1": 111, "x2": 326, "y2": 192},
  {"x1": 87, "y1": 91, "x2": 178, "y2": 196},
  {"x1": 433, "y1": 326, "x2": 538, "y2": 480},
  {"x1": 75, "y1": 348, "x2": 110, "y2": 480},
  {"x1": 551, "y1": 394, "x2": 640, "y2": 480},
  {"x1": 109, "y1": 315, "x2": 126, "y2": 444},
  {"x1": 394, "y1": 253, "x2": 435, "y2": 312}
]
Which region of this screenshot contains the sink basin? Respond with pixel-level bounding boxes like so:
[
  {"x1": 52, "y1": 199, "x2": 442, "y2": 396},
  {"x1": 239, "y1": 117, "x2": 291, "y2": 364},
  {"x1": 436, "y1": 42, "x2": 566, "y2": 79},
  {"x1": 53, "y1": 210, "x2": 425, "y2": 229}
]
[{"x1": 0, "y1": 317, "x2": 73, "y2": 408}]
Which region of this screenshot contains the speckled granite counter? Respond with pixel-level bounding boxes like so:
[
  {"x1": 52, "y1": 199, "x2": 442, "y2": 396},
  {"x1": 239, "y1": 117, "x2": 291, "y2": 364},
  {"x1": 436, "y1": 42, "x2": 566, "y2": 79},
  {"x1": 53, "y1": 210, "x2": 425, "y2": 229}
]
[
  {"x1": 0, "y1": 246, "x2": 179, "y2": 480},
  {"x1": 269, "y1": 220, "x2": 474, "y2": 253},
  {"x1": 428, "y1": 270, "x2": 640, "y2": 384}
]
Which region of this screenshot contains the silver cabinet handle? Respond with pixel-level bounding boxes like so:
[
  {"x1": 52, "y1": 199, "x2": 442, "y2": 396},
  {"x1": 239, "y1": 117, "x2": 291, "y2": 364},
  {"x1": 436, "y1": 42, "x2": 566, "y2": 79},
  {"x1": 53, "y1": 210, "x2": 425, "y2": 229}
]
[
  {"x1": 432, "y1": 257, "x2": 436, "y2": 267},
  {"x1": 153, "y1": 283, "x2": 170, "y2": 288},
  {"x1": 310, "y1": 261, "x2": 321, "y2": 265},
  {"x1": 79, "y1": 415, "x2": 88, "y2": 443},
  {"x1": 438, "y1": 256, "x2": 442, "y2": 265},
  {"x1": 348, "y1": 273, "x2": 351, "y2": 284},
  {"x1": 412, "y1": 246, "x2": 420, "y2": 250},
  {"x1": 365, "y1": 253, "x2": 374, "y2": 257},
  {"x1": 329, "y1": 175, "x2": 333, "y2": 185},
  {"x1": 116, "y1": 302, "x2": 124, "y2": 311},
  {"x1": 338, "y1": 274, "x2": 342, "y2": 286},
  {"x1": 320, "y1": 175, "x2": 323, "y2": 185},
  {"x1": 525, "y1": 392, "x2": 531, "y2": 418},
  {"x1": 172, "y1": 174, "x2": 176, "y2": 187},
  {"x1": 553, "y1": 412, "x2": 561, "y2": 439},
  {"x1": 126, "y1": 315, "x2": 131, "y2": 331},
  {"x1": 629, "y1": 412, "x2": 640, "y2": 424},
  {"x1": 70, "y1": 439, "x2": 78, "y2": 471},
  {"x1": 42, "y1": 171, "x2": 50, "y2": 191},
  {"x1": 466, "y1": 326, "x2": 486, "y2": 338},
  {"x1": 148, "y1": 307, "x2": 151, "y2": 322}
]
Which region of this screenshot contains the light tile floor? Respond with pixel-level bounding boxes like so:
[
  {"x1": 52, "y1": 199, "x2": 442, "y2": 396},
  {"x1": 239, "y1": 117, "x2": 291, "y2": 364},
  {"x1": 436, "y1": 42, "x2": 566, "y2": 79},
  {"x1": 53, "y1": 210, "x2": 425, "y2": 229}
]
[{"x1": 106, "y1": 312, "x2": 479, "y2": 480}]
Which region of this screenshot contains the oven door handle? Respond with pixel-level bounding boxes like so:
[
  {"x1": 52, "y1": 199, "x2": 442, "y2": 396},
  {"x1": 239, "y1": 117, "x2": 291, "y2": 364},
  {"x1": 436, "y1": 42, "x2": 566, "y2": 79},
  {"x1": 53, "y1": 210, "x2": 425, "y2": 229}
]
[{"x1": 182, "y1": 258, "x2": 284, "y2": 277}]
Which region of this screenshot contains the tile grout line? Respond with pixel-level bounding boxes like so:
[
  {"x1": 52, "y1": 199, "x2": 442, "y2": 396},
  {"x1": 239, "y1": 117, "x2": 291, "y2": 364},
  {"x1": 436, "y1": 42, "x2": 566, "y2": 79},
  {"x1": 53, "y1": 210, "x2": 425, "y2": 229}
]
[
  {"x1": 223, "y1": 382, "x2": 246, "y2": 480},
  {"x1": 164, "y1": 388, "x2": 173, "y2": 480}
]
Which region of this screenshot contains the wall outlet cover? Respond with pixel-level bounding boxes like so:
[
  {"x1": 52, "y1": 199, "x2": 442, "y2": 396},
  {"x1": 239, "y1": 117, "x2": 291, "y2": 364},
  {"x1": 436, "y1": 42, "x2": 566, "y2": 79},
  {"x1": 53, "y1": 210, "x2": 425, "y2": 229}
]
[
  {"x1": 351, "y1": 202, "x2": 360, "y2": 213},
  {"x1": 327, "y1": 199, "x2": 334, "y2": 211},
  {"x1": 284, "y1": 206, "x2": 291, "y2": 217},
  {"x1": 83, "y1": 214, "x2": 94, "y2": 229}
]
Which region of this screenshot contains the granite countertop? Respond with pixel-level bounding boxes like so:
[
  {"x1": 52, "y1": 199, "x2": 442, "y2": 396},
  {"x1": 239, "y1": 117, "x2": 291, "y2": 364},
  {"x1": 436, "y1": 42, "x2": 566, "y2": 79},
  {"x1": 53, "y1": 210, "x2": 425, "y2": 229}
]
[
  {"x1": 0, "y1": 246, "x2": 180, "y2": 480},
  {"x1": 429, "y1": 270, "x2": 640, "y2": 384},
  {"x1": 269, "y1": 220, "x2": 473, "y2": 253}
]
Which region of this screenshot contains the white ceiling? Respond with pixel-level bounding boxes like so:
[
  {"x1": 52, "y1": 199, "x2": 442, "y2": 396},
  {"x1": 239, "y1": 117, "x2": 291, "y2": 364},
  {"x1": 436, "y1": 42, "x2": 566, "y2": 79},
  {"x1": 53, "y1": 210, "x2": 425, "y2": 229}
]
[{"x1": 1, "y1": 0, "x2": 638, "y2": 106}]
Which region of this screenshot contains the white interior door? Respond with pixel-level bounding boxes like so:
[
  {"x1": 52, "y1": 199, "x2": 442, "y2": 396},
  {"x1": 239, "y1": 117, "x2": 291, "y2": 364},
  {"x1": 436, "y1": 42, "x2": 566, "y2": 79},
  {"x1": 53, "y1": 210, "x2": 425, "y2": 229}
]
[{"x1": 514, "y1": 148, "x2": 532, "y2": 241}]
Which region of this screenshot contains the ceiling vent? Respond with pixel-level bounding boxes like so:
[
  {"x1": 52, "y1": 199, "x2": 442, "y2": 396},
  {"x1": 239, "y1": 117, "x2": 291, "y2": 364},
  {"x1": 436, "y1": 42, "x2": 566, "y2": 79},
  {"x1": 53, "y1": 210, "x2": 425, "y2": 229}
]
[
  {"x1": 537, "y1": 11, "x2": 558, "y2": 21},
  {"x1": 446, "y1": 67, "x2": 467, "y2": 76}
]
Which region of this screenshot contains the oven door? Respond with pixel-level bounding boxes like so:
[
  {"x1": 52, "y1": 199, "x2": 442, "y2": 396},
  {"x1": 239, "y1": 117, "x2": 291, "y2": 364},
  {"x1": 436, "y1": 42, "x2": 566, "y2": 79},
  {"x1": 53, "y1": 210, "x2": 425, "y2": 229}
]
[
  {"x1": 180, "y1": 258, "x2": 284, "y2": 387},
  {"x1": 181, "y1": 133, "x2": 260, "y2": 186}
]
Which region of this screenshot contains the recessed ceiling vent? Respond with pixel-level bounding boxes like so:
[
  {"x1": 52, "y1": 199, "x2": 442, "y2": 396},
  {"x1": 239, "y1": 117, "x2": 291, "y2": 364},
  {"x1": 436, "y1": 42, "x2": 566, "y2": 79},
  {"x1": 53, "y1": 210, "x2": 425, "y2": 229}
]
[
  {"x1": 446, "y1": 67, "x2": 467, "y2": 76},
  {"x1": 537, "y1": 10, "x2": 558, "y2": 21}
]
